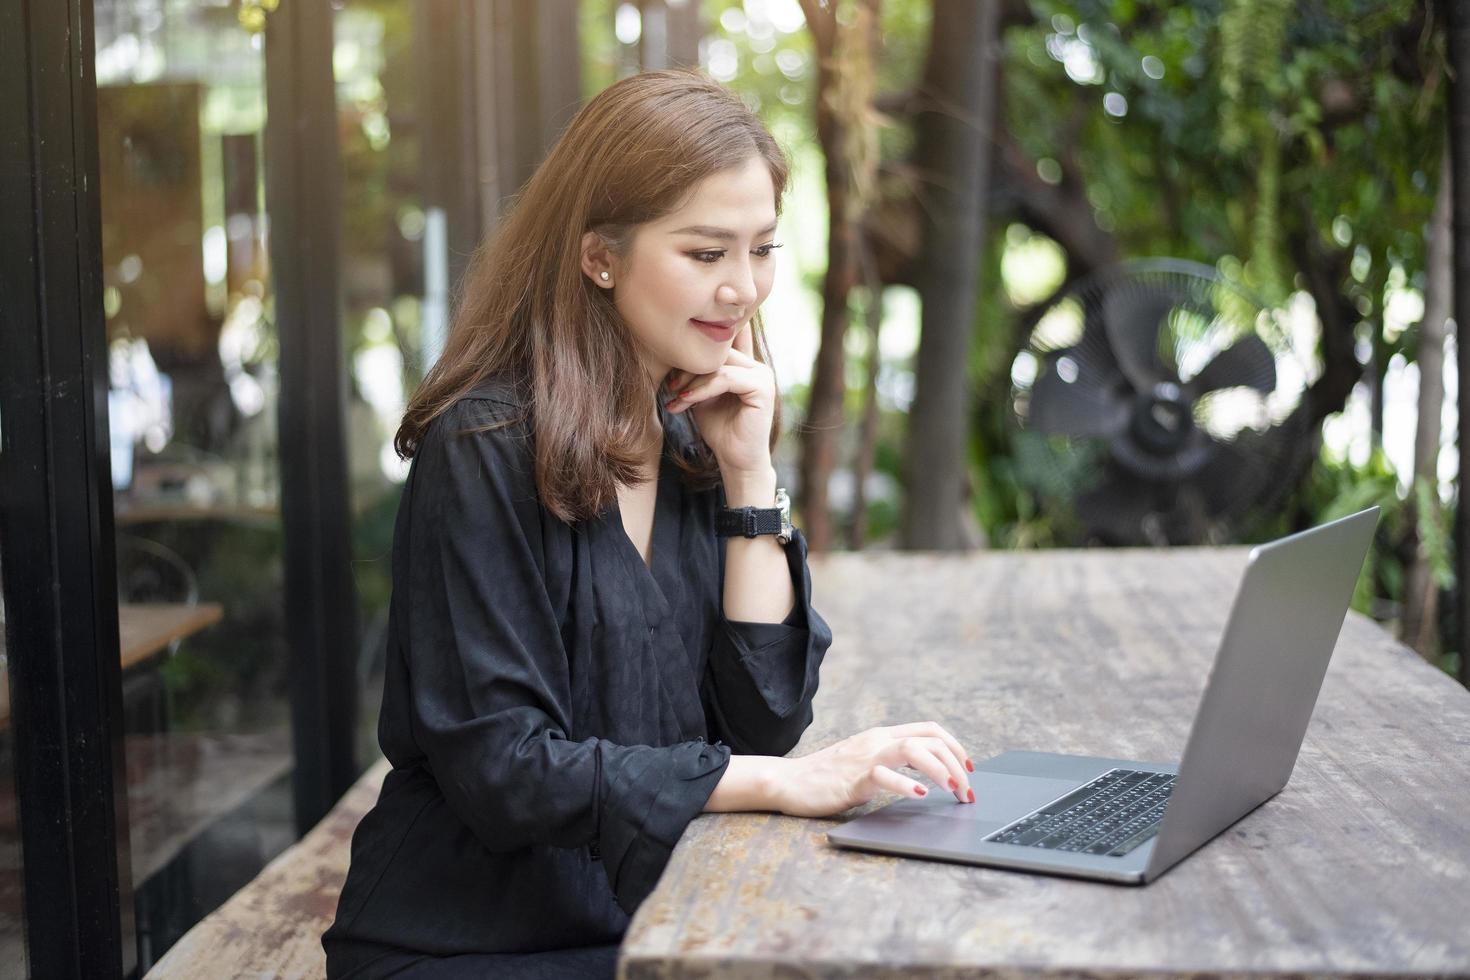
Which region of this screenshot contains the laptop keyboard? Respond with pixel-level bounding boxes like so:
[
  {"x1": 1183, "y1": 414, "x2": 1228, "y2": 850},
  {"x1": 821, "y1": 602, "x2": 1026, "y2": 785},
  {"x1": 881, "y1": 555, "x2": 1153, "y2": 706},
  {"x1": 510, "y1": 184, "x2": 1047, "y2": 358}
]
[{"x1": 983, "y1": 768, "x2": 1175, "y2": 858}]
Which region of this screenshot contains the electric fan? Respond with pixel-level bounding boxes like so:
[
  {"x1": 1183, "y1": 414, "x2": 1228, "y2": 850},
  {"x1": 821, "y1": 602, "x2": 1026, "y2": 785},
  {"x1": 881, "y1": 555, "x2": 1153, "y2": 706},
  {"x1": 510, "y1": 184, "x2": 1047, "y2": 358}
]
[{"x1": 1009, "y1": 259, "x2": 1310, "y2": 545}]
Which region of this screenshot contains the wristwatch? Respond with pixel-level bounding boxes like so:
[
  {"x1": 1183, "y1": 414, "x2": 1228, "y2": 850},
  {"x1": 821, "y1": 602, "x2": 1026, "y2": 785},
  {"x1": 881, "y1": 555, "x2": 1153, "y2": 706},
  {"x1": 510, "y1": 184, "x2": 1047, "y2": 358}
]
[{"x1": 716, "y1": 486, "x2": 795, "y2": 545}]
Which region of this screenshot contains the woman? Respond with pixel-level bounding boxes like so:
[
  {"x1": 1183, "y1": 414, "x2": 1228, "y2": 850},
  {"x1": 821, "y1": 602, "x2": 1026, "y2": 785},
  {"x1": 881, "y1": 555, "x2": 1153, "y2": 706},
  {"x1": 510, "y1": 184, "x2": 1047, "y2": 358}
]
[{"x1": 323, "y1": 69, "x2": 975, "y2": 979}]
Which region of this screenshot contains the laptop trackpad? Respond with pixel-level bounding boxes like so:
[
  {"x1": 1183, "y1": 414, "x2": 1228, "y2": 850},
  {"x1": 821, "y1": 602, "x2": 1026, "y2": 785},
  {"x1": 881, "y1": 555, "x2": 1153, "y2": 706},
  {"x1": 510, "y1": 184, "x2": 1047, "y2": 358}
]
[
  {"x1": 880, "y1": 772, "x2": 1080, "y2": 824},
  {"x1": 963, "y1": 772, "x2": 1079, "y2": 822}
]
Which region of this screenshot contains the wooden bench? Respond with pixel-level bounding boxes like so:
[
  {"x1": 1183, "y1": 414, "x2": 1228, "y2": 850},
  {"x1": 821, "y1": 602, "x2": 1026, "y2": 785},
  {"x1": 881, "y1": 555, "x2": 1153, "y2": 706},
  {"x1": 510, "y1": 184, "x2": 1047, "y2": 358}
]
[{"x1": 145, "y1": 757, "x2": 390, "y2": 978}]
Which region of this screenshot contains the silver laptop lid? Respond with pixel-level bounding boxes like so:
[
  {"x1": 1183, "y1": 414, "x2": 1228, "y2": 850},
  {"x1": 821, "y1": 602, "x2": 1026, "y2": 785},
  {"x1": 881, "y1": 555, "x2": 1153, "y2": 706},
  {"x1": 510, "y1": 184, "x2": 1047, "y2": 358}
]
[{"x1": 1144, "y1": 507, "x2": 1379, "y2": 879}]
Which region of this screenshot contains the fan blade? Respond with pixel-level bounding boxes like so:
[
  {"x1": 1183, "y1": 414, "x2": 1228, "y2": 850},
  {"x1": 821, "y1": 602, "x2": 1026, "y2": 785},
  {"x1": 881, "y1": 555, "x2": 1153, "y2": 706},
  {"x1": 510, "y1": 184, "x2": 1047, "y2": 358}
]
[
  {"x1": 1075, "y1": 468, "x2": 1168, "y2": 546},
  {"x1": 1102, "y1": 280, "x2": 1183, "y2": 392},
  {"x1": 1185, "y1": 334, "x2": 1276, "y2": 398},
  {"x1": 1180, "y1": 434, "x2": 1264, "y2": 518},
  {"x1": 1064, "y1": 316, "x2": 1127, "y2": 386},
  {"x1": 1027, "y1": 351, "x2": 1130, "y2": 439},
  {"x1": 1028, "y1": 381, "x2": 1128, "y2": 440}
]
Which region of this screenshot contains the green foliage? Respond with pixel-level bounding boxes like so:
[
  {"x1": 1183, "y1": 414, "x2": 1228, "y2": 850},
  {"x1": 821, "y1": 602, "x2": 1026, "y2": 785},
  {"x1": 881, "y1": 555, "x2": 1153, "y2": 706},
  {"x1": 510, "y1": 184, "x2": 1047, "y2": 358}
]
[
  {"x1": 1218, "y1": 0, "x2": 1290, "y2": 147},
  {"x1": 143, "y1": 521, "x2": 290, "y2": 732},
  {"x1": 1300, "y1": 448, "x2": 1404, "y2": 617},
  {"x1": 580, "y1": 0, "x2": 620, "y2": 100},
  {"x1": 1005, "y1": 0, "x2": 1442, "y2": 283},
  {"x1": 336, "y1": 1, "x2": 418, "y2": 268},
  {"x1": 352, "y1": 486, "x2": 402, "y2": 615},
  {"x1": 1218, "y1": 0, "x2": 1291, "y2": 298},
  {"x1": 1414, "y1": 477, "x2": 1454, "y2": 591},
  {"x1": 673, "y1": 0, "x2": 818, "y2": 129}
]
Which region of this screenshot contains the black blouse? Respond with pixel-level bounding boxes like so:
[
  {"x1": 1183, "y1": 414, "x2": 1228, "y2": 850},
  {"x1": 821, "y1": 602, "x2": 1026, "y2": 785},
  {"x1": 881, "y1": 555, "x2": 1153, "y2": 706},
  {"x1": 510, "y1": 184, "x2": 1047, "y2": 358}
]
[{"x1": 323, "y1": 376, "x2": 831, "y2": 959}]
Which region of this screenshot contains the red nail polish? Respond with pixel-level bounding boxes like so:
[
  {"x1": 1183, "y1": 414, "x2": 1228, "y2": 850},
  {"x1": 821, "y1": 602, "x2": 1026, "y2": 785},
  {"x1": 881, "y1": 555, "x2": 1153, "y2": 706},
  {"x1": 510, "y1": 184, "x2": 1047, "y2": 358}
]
[
  {"x1": 948, "y1": 777, "x2": 958, "y2": 791},
  {"x1": 965, "y1": 758, "x2": 975, "y2": 773},
  {"x1": 914, "y1": 785, "x2": 927, "y2": 796},
  {"x1": 967, "y1": 788, "x2": 975, "y2": 803}
]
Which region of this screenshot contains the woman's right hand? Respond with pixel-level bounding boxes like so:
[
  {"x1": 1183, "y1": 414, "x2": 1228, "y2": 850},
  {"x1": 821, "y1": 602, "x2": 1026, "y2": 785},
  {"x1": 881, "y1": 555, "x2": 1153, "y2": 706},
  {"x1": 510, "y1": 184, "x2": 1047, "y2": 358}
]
[{"x1": 771, "y1": 722, "x2": 976, "y2": 818}]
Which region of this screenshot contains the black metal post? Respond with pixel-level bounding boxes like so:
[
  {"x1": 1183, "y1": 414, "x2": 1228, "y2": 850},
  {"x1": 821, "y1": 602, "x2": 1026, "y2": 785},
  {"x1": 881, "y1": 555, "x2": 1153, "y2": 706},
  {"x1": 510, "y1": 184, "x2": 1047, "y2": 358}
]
[
  {"x1": 264, "y1": 0, "x2": 361, "y2": 833},
  {"x1": 1449, "y1": 0, "x2": 1470, "y2": 688},
  {"x1": 533, "y1": 0, "x2": 583, "y2": 153},
  {"x1": 415, "y1": 0, "x2": 584, "y2": 334},
  {"x1": 417, "y1": 0, "x2": 489, "y2": 292},
  {"x1": 0, "y1": 0, "x2": 136, "y2": 975},
  {"x1": 492, "y1": 0, "x2": 582, "y2": 200}
]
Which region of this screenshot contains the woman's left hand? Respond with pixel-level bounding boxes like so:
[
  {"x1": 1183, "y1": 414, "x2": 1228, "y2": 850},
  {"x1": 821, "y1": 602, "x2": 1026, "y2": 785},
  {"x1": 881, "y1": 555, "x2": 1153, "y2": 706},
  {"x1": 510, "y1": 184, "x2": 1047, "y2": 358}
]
[{"x1": 665, "y1": 323, "x2": 775, "y2": 477}]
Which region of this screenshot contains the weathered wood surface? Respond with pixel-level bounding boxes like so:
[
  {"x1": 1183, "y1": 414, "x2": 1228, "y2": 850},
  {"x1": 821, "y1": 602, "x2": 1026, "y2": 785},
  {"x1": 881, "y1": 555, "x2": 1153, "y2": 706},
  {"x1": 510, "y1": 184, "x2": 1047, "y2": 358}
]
[
  {"x1": 144, "y1": 757, "x2": 389, "y2": 979},
  {"x1": 622, "y1": 548, "x2": 1470, "y2": 979}
]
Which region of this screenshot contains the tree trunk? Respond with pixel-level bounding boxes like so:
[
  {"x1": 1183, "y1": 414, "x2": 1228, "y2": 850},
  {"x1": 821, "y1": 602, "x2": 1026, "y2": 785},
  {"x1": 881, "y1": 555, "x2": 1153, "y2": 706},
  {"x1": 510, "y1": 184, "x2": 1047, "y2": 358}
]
[
  {"x1": 1401, "y1": 149, "x2": 1451, "y2": 657},
  {"x1": 796, "y1": 0, "x2": 878, "y2": 553},
  {"x1": 638, "y1": 0, "x2": 669, "y2": 70},
  {"x1": 665, "y1": 0, "x2": 702, "y2": 69},
  {"x1": 1287, "y1": 218, "x2": 1363, "y2": 431},
  {"x1": 1369, "y1": 350, "x2": 1386, "y2": 449},
  {"x1": 637, "y1": 0, "x2": 700, "y2": 71},
  {"x1": 799, "y1": 123, "x2": 858, "y2": 552},
  {"x1": 899, "y1": 0, "x2": 1000, "y2": 550},
  {"x1": 848, "y1": 245, "x2": 885, "y2": 550},
  {"x1": 1447, "y1": 0, "x2": 1470, "y2": 687},
  {"x1": 1369, "y1": 264, "x2": 1391, "y2": 450},
  {"x1": 995, "y1": 125, "x2": 1119, "y2": 275},
  {"x1": 1261, "y1": 218, "x2": 1366, "y2": 508}
]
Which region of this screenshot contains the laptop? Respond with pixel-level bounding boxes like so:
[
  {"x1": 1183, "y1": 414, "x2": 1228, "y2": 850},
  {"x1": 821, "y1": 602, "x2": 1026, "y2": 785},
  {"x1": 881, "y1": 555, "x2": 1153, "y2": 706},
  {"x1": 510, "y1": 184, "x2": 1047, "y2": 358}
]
[{"x1": 827, "y1": 507, "x2": 1379, "y2": 884}]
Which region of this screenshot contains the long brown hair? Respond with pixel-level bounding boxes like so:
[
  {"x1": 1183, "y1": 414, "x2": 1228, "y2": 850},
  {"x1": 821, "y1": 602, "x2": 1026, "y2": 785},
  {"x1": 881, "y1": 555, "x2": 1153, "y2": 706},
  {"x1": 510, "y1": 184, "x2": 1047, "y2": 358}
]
[{"x1": 394, "y1": 69, "x2": 790, "y2": 524}]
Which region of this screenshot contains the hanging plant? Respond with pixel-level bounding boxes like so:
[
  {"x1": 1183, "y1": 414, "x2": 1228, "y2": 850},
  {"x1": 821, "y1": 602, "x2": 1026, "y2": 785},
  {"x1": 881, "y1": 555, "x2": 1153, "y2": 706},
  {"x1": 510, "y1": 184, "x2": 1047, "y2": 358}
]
[
  {"x1": 239, "y1": 0, "x2": 281, "y2": 34},
  {"x1": 824, "y1": 1, "x2": 888, "y2": 223},
  {"x1": 1219, "y1": 0, "x2": 1291, "y2": 303}
]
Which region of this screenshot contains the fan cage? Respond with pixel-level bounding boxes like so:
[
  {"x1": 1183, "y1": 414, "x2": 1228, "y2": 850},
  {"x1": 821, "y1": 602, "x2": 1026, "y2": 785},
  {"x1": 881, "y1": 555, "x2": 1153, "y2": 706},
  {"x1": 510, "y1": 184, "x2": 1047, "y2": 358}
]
[{"x1": 1006, "y1": 259, "x2": 1314, "y2": 545}]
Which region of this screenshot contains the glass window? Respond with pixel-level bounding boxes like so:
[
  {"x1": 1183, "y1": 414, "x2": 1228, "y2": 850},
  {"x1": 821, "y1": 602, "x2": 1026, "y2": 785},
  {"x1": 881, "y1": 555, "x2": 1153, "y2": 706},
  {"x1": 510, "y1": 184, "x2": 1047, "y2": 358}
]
[
  {"x1": 334, "y1": 0, "x2": 434, "y2": 767},
  {"x1": 95, "y1": 0, "x2": 294, "y2": 967}
]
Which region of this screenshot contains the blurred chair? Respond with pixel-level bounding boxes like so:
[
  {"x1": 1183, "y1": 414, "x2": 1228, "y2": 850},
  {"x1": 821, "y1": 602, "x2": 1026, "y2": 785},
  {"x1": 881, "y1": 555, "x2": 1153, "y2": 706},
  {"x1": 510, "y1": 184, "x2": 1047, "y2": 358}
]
[
  {"x1": 117, "y1": 535, "x2": 199, "y2": 607},
  {"x1": 116, "y1": 535, "x2": 199, "y2": 738}
]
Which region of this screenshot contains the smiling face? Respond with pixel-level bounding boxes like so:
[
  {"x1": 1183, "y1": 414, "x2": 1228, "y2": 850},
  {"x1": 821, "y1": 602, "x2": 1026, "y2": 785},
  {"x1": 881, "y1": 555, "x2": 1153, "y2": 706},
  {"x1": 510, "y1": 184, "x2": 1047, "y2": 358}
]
[{"x1": 585, "y1": 155, "x2": 780, "y2": 385}]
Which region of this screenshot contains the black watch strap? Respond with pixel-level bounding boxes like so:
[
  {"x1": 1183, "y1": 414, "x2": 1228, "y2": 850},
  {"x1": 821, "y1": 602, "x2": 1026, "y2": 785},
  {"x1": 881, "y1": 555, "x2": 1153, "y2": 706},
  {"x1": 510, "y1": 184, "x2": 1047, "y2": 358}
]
[{"x1": 716, "y1": 506, "x2": 783, "y2": 538}]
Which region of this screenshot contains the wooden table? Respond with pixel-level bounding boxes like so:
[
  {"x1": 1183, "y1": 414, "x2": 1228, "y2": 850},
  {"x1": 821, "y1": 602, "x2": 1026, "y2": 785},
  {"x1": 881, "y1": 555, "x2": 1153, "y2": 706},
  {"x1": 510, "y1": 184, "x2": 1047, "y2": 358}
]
[
  {"x1": 118, "y1": 602, "x2": 225, "y2": 670},
  {"x1": 114, "y1": 502, "x2": 280, "y2": 526},
  {"x1": 622, "y1": 548, "x2": 1470, "y2": 978},
  {"x1": 0, "y1": 602, "x2": 222, "y2": 725}
]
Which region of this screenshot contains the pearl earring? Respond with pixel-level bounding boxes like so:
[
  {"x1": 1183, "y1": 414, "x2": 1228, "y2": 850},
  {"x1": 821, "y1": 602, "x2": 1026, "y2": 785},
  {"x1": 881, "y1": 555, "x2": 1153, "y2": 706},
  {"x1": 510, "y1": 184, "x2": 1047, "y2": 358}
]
[{"x1": 600, "y1": 271, "x2": 610, "y2": 281}]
